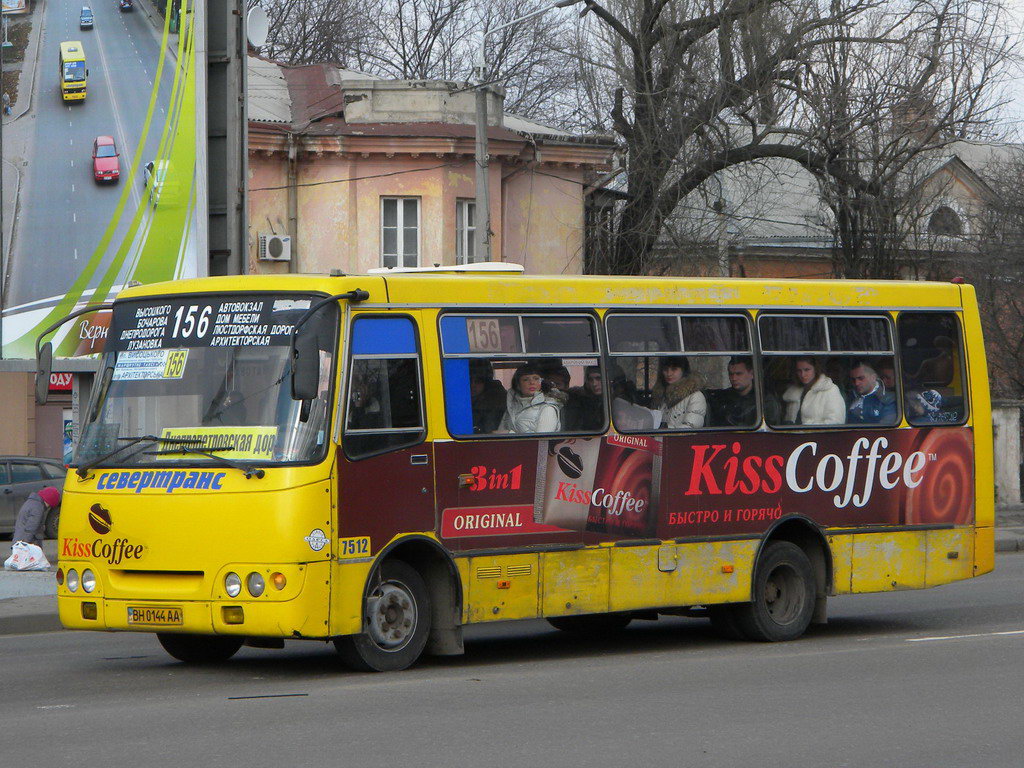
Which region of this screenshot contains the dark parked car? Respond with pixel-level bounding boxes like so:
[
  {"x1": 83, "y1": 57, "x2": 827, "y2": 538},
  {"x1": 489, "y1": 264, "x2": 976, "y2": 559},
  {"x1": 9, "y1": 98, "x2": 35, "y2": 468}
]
[{"x1": 0, "y1": 457, "x2": 65, "y2": 539}]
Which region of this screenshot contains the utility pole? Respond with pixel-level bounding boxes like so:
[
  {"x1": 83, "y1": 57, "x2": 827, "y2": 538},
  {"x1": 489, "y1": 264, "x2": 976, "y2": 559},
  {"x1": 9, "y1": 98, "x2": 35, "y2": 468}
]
[
  {"x1": 207, "y1": 0, "x2": 248, "y2": 276},
  {"x1": 473, "y1": 0, "x2": 585, "y2": 264}
]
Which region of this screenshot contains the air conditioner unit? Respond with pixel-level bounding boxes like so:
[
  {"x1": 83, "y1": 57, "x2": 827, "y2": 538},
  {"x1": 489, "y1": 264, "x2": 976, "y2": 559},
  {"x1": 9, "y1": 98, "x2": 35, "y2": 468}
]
[{"x1": 258, "y1": 233, "x2": 292, "y2": 261}]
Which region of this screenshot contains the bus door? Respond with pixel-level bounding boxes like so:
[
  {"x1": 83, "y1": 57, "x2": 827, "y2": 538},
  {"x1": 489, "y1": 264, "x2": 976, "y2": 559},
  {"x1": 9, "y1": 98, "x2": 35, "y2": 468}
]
[{"x1": 336, "y1": 314, "x2": 434, "y2": 552}]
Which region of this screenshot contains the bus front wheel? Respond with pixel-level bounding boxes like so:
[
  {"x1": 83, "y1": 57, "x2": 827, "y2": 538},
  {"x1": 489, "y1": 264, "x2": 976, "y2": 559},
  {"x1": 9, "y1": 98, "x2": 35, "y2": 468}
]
[
  {"x1": 735, "y1": 541, "x2": 816, "y2": 642},
  {"x1": 157, "y1": 633, "x2": 243, "y2": 663},
  {"x1": 335, "y1": 560, "x2": 431, "y2": 672}
]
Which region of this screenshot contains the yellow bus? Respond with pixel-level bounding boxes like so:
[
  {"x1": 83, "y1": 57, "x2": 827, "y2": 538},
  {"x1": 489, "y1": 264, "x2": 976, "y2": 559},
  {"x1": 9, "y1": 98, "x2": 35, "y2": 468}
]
[
  {"x1": 58, "y1": 41, "x2": 87, "y2": 102},
  {"x1": 37, "y1": 268, "x2": 993, "y2": 670}
]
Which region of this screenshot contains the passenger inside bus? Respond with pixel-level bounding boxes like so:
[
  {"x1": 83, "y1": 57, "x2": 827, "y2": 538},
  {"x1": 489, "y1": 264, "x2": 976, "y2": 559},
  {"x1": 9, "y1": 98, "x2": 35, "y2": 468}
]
[
  {"x1": 348, "y1": 374, "x2": 383, "y2": 429},
  {"x1": 469, "y1": 360, "x2": 506, "y2": 434},
  {"x1": 499, "y1": 363, "x2": 564, "y2": 434},
  {"x1": 781, "y1": 356, "x2": 846, "y2": 426},
  {"x1": 564, "y1": 365, "x2": 605, "y2": 431},
  {"x1": 651, "y1": 356, "x2": 707, "y2": 429},
  {"x1": 706, "y1": 356, "x2": 771, "y2": 428},
  {"x1": 846, "y1": 361, "x2": 897, "y2": 424}
]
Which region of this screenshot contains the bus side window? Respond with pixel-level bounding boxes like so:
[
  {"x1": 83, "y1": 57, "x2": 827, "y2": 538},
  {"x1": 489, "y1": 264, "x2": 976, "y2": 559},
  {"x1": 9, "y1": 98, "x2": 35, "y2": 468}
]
[
  {"x1": 898, "y1": 312, "x2": 968, "y2": 425},
  {"x1": 439, "y1": 313, "x2": 602, "y2": 437},
  {"x1": 344, "y1": 316, "x2": 425, "y2": 460},
  {"x1": 607, "y1": 313, "x2": 754, "y2": 432}
]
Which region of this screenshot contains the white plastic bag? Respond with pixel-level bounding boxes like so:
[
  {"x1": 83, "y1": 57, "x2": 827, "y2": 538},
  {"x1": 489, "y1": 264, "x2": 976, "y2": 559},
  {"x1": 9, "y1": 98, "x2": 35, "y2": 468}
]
[{"x1": 3, "y1": 541, "x2": 50, "y2": 571}]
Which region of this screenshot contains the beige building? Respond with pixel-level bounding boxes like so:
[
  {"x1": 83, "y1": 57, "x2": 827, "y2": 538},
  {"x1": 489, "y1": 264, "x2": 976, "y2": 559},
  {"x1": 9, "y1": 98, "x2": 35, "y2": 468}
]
[{"x1": 245, "y1": 56, "x2": 615, "y2": 276}]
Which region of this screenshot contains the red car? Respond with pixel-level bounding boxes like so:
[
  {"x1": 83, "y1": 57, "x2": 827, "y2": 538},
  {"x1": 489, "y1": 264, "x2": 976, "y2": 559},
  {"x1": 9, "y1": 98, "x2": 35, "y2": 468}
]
[{"x1": 92, "y1": 135, "x2": 120, "y2": 183}]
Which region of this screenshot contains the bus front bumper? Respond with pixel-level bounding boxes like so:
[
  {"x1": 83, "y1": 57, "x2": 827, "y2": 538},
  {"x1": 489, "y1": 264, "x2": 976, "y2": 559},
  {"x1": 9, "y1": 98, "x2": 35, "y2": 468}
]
[{"x1": 56, "y1": 561, "x2": 332, "y2": 639}]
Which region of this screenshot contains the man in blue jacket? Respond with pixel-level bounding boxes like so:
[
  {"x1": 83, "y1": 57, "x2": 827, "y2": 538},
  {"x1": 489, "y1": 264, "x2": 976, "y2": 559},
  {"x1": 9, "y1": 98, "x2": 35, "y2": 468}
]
[{"x1": 847, "y1": 362, "x2": 897, "y2": 424}]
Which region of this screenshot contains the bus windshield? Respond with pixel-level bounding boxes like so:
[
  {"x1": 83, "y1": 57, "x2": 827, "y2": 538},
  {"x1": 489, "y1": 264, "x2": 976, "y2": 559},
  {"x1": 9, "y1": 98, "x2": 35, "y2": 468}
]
[
  {"x1": 76, "y1": 293, "x2": 338, "y2": 468},
  {"x1": 63, "y1": 61, "x2": 86, "y2": 82}
]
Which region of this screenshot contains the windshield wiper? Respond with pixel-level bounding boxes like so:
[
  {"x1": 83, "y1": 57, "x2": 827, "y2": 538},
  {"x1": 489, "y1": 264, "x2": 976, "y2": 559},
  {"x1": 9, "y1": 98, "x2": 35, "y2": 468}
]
[
  {"x1": 144, "y1": 444, "x2": 266, "y2": 480},
  {"x1": 75, "y1": 435, "x2": 200, "y2": 479}
]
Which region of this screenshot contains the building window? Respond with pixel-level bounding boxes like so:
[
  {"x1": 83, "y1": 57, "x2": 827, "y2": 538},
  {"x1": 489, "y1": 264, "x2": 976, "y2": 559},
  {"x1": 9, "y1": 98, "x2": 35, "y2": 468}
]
[
  {"x1": 928, "y1": 206, "x2": 962, "y2": 237},
  {"x1": 381, "y1": 197, "x2": 420, "y2": 268},
  {"x1": 456, "y1": 199, "x2": 477, "y2": 264}
]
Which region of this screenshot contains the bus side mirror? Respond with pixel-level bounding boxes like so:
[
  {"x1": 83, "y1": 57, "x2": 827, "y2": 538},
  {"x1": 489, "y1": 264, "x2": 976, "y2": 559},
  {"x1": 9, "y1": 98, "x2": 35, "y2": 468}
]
[
  {"x1": 35, "y1": 342, "x2": 53, "y2": 405},
  {"x1": 290, "y1": 328, "x2": 319, "y2": 401}
]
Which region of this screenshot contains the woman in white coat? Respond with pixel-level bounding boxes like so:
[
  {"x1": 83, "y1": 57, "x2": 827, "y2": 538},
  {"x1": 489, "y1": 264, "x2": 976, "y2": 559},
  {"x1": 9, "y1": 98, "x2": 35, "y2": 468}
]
[
  {"x1": 651, "y1": 356, "x2": 707, "y2": 429},
  {"x1": 782, "y1": 356, "x2": 846, "y2": 425},
  {"x1": 500, "y1": 363, "x2": 565, "y2": 434}
]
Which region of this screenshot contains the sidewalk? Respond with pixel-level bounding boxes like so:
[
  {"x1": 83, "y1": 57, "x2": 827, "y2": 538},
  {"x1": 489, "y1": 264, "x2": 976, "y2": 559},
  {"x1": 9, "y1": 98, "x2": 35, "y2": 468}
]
[
  {"x1": 1, "y1": 0, "x2": 46, "y2": 282},
  {"x1": 2, "y1": 509, "x2": 1023, "y2": 637}
]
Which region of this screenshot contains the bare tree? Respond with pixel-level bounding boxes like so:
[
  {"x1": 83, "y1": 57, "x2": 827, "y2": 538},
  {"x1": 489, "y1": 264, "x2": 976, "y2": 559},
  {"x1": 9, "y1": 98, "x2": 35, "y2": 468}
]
[
  {"x1": 258, "y1": 0, "x2": 588, "y2": 121},
  {"x1": 574, "y1": 0, "x2": 1017, "y2": 275},
  {"x1": 968, "y1": 148, "x2": 1024, "y2": 399},
  {"x1": 799, "y1": 0, "x2": 1016, "y2": 277},
  {"x1": 260, "y1": 0, "x2": 369, "y2": 66}
]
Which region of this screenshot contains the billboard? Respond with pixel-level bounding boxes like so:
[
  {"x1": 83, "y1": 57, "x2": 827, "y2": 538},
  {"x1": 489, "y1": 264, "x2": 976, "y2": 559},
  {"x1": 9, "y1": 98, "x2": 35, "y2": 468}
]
[{"x1": 0, "y1": 0, "x2": 206, "y2": 358}]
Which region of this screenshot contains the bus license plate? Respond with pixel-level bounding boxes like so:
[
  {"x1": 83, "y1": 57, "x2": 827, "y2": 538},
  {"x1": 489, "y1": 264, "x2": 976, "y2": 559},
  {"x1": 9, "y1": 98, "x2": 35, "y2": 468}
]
[{"x1": 127, "y1": 606, "x2": 183, "y2": 626}]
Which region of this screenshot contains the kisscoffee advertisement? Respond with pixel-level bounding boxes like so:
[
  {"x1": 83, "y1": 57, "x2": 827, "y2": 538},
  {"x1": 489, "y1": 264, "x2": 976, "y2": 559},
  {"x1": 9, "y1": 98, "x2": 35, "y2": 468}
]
[{"x1": 438, "y1": 427, "x2": 975, "y2": 541}]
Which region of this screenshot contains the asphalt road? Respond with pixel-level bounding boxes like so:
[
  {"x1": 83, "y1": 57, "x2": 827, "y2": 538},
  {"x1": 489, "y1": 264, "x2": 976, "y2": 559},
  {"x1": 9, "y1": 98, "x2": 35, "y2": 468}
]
[
  {"x1": 2, "y1": 555, "x2": 1022, "y2": 766},
  {"x1": 6, "y1": 0, "x2": 173, "y2": 308}
]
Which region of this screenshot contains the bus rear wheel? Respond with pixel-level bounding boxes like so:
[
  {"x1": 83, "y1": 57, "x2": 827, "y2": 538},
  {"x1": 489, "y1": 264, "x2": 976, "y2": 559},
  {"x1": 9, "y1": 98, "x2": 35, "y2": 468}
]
[
  {"x1": 735, "y1": 541, "x2": 816, "y2": 642},
  {"x1": 157, "y1": 633, "x2": 243, "y2": 663},
  {"x1": 335, "y1": 560, "x2": 431, "y2": 672}
]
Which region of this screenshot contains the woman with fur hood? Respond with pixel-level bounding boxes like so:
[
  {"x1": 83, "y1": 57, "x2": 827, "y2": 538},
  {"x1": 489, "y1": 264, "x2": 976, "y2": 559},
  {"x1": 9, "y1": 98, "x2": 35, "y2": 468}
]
[
  {"x1": 500, "y1": 363, "x2": 566, "y2": 434},
  {"x1": 782, "y1": 356, "x2": 846, "y2": 425},
  {"x1": 651, "y1": 357, "x2": 707, "y2": 429}
]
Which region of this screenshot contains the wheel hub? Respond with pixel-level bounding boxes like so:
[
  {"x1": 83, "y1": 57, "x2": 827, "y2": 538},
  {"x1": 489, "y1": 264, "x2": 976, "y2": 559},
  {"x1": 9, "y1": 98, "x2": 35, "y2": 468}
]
[
  {"x1": 764, "y1": 564, "x2": 801, "y2": 623},
  {"x1": 366, "y1": 581, "x2": 417, "y2": 650}
]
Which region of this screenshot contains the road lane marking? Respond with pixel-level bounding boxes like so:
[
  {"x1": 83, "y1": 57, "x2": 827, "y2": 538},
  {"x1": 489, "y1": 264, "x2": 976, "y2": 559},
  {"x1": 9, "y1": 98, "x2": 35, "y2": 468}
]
[
  {"x1": 907, "y1": 629, "x2": 1024, "y2": 642},
  {"x1": 73, "y1": 213, "x2": 77, "y2": 223},
  {"x1": 74, "y1": 249, "x2": 78, "y2": 260},
  {"x1": 71, "y1": 184, "x2": 75, "y2": 192},
  {"x1": 92, "y1": 10, "x2": 143, "y2": 210}
]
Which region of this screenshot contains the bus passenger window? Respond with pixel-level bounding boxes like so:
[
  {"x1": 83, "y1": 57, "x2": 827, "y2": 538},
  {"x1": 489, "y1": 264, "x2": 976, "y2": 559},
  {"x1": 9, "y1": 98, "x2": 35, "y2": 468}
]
[
  {"x1": 439, "y1": 313, "x2": 602, "y2": 437},
  {"x1": 344, "y1": 316, "x2": 425, "y2": 459},
  {"x1": 606, "y1": 314, "x2": 753, "y2": 432},
  {"x1": 898, "y1": 312, "x2": 967, "y2": 425},
  {"x1": 760, "y1": 314, "x2": 898, "y2": 427}
]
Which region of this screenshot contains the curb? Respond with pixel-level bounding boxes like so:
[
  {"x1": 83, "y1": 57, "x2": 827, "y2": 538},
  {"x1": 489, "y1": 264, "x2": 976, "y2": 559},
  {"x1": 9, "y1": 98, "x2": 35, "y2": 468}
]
[
  {"x1": 0, "y1": 595, "x2": 62, "y2": 636},
  {"x1": 0, "y1": 611, "x2": 62, "y2": 635}
]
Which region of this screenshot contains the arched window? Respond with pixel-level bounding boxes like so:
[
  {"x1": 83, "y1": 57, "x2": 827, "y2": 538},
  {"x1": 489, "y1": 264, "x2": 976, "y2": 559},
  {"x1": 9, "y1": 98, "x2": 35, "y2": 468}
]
[{"x1": 928, "y1": 206, "x2": 962, "y2": 236}]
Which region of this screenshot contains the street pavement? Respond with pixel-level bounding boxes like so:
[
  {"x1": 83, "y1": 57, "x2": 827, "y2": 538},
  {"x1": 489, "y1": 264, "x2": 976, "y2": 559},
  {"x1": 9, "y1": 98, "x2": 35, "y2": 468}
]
[
  {"x1": 2, "y1": 0, "x2": 174, "y2": 320},
  {"x1": 2, "y1": 508, "x2": 1022, "y2": 637},
  {"x1": 3, "y1": 556, "x2": 1024, "y2": 767}
]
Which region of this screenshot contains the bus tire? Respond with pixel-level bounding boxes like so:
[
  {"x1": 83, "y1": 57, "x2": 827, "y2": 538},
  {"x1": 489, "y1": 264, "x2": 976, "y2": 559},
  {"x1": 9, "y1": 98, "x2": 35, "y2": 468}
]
[
  {"x1": 44, "y1": 507, "x2": 60, "y2": 540},
  {"x1": 735, "y1": 541, "x2": 816, "y2": 642},
  {"x1": 157, "y1": 633, "x2": 243, "y2": 663},
  {"x1": 335, "y1": 560, "x2": 431, "y2": 672},
  {"x1": 547, "y1": 613, "x2": 632, "y2": 634}
]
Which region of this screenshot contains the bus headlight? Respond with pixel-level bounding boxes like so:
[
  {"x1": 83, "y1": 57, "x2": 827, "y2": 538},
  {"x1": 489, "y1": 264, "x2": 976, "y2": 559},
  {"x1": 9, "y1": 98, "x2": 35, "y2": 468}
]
[
  {"x1": 224, "y1": 572, "x2": 242, "y2": 598},
  {"x1": 67, "y1": 569, "x2": 80, "y2": 593},
  {"x1": 246, "y1": 572, "x2": 265, "y2": 598},
  {"x1": 81, "y1": 569, "x2": 96, "y2": 593}
]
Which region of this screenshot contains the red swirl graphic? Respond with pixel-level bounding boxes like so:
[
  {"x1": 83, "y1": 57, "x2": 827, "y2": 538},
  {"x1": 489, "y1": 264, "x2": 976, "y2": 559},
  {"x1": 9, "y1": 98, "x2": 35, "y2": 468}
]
[
  {"x1": 588, "y1": 444, "x2": 658, "y2": 536},
  {"x1": 903, "y1": 429, "x2": 974, "y2": 525}
]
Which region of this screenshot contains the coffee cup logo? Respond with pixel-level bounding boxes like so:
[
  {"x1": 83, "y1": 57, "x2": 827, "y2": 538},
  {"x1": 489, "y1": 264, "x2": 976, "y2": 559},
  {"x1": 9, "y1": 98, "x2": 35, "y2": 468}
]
[
  {"x1": 89, "y1": 503, "x2": 112, "y2": 535},
  {"x1": 556, "y1": 446, "x2": 584, "y2": 479}
]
